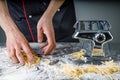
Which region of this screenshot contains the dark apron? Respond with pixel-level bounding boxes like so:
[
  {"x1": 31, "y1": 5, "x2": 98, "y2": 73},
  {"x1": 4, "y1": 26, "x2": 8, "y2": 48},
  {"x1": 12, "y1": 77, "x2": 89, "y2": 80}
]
[{"x1": 6, "y1": 0, "x2": 78, "y2": 42}]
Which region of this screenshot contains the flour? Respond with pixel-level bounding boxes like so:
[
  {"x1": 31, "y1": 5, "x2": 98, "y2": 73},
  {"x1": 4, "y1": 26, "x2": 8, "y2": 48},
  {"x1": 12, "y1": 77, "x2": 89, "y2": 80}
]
[{"x1": 0, "y1": 47, "x2": 120, "y2": 80}]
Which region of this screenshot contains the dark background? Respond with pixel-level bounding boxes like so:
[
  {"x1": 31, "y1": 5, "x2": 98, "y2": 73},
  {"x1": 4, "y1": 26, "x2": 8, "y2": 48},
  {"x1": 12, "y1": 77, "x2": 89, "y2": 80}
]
[{"x1": 0, "y1": 0, "x2": 120, "y2": 44}]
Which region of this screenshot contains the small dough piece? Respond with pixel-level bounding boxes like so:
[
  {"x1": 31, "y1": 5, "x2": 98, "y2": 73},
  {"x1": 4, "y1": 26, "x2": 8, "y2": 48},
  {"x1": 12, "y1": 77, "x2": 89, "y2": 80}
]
[
  {"x1": 71, "y1": 49, "x2": 86, "y2": 60},
  {"x1": 21, "y1": 51, "x2": 41, "y2": 67},
  {"x1": 92, "y1": 49, "x2": 104, "y2": 56}
]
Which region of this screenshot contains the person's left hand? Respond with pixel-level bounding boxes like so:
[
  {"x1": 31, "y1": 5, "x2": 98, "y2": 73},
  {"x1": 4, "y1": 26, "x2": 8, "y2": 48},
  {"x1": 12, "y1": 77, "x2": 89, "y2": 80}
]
[{"x1": 37, "y1": 15, "x2": 56, "y2": 55}]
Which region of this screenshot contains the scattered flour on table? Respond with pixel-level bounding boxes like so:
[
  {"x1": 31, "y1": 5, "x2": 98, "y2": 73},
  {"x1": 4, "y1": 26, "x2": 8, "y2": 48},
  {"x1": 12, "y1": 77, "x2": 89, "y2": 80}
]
[{"x1": 0, "y1": 48, "x2": 120, "y2": 80}]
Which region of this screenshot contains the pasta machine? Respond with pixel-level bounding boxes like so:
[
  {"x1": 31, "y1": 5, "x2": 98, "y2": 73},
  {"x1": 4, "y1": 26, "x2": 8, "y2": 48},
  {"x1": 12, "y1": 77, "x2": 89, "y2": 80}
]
[{"x1": 73, "y1": 20, "x2": 113, "y2": 57}]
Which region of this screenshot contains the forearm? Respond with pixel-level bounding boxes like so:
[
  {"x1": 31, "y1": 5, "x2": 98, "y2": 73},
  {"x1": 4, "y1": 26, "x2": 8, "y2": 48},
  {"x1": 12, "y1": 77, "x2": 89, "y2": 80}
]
[
  {"x1": 0, "y1": 0, "x2": 19, "y2": 34},
  {"x1": 43, "y1": 0, "x2": 65, "y2": 19}
]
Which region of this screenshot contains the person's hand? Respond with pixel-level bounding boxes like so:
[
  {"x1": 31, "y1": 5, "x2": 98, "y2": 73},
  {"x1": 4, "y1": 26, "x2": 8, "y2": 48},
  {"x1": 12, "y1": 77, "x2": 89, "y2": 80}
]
[
  {"x1": 0, "y1": 0, "x2": 35, "y2": 65},
  {"x1": 36, "y1": 0, "x2": 65, "y2": 55},
  {"x1": 6, "y1": 29, "x2": 34, "y2": 65},
  {"x1": 37, "y1": 15, "x2": 56, "y2": 55}
]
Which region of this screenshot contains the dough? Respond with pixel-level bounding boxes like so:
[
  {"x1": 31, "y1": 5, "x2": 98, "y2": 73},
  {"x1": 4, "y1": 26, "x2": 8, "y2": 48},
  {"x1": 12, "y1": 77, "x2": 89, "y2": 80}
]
[
  {"x1": 21, "y1": 51, "x2": 41, "y2": 66},
  {"x1": 62, "y1": 61, "x2": 120, "y2": 79},
  {"x1": 71, "y1": 49, "x2": 86, "y2": 60}
]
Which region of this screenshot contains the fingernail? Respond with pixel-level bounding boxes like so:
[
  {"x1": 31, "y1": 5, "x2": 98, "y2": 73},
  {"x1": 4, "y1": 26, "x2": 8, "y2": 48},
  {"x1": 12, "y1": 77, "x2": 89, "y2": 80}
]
[
  {"x1": 19, "y1": 59, "x2": 25, "y2": 65},
  {"x1": 38, "y1": 39, "x2": 42, "y2": 43},
  {"x1": 38, "y1": 40, "x2": 40, "y2": 42},
  {"x1": 15, "y1": 61, "x2": 19, "y2": 63},
  {"x1": 21, "y1": 62, "x2": 25, "y2": 66}
]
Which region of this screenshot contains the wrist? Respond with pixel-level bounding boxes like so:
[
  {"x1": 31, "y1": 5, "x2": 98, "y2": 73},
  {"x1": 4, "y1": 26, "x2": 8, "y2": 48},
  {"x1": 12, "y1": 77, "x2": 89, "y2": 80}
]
[
  {"x1": 0, "y1": 15, "x2": 19, "y2": 34},
  {"x1": 5, "y1": 27, "x2": 19, "y2": 38},
  {"x1": 42, "y1": 0, "x2": 64, "y2": 19},
  {"x1": 41, "y1": 13, "x2": 53, "y2": 21}
]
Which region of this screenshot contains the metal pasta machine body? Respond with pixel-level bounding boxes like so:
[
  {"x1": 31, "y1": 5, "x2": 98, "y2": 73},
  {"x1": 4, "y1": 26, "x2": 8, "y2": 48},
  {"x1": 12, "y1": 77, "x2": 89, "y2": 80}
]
[{"x1": 73, "y1": 20, "x2": 113, "y2": 57}]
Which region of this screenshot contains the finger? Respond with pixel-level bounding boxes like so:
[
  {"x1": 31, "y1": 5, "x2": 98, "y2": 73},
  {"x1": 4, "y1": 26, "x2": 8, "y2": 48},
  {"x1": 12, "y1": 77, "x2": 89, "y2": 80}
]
[
  {"x1": 37, "y1": 27, "x2": 43, "y2": 42},
  {"x1": 44, "y1": 29, "x2": 56, "y2": 54},
  {"x1": 6, "y1": 44, "x2": 11, "y2": 57},
  {"x1": 16, "y1": 47, "x2": 25, "y2": 65},
  {"x1": 42, "y1": 36, "x2": 56, "y2": 55},
  {"x1": 6, "y1": 45, "x2": 19, "y2": 63},
  {"x1": 10, "y1": 48, "x2": 19, "y2": 63},
  {"x1": 22, "y1": 43, "x2": 34, "y2": 64},
  {"x1": 40, "y1": 41, "x2": 55, "y2": 54},
  {"x1": 43, "y1": 43, "x2": 55, "y2": 55},
  {"x1": 40, "y1": 42, "x2": 48, "y2": 49}
]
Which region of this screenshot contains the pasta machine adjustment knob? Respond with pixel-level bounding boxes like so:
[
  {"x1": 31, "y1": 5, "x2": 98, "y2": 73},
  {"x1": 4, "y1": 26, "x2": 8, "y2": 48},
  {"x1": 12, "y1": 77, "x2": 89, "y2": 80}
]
[{"x1": 94, "y1": 33, "x2": 106, "y2": 44}]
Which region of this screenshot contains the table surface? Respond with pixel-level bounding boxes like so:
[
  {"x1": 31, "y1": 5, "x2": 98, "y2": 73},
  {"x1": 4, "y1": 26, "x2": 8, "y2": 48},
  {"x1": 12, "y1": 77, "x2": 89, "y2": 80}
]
[
  {"x1": 0, "y1": 42, "x2": 120, "y2": 60},
  {"x1": 0, "y1": 42, "x2": 120, "y2": 80}
]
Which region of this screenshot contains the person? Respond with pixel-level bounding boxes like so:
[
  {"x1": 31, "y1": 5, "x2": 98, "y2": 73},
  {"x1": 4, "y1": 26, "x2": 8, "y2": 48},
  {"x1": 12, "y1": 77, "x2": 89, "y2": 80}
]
[{"x1": 0, "y1": 0, "x2": 78, "y2": 65}]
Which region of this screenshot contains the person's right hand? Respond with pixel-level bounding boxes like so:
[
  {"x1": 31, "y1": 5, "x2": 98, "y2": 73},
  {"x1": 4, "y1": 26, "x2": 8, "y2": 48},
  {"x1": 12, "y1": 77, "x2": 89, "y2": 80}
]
[
  {"x1": 0, "y1": 0, "x2": 34, "y2": 65},
  {"x1": 5, "y1": 29, "x2": 35, "y2": 65}
]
